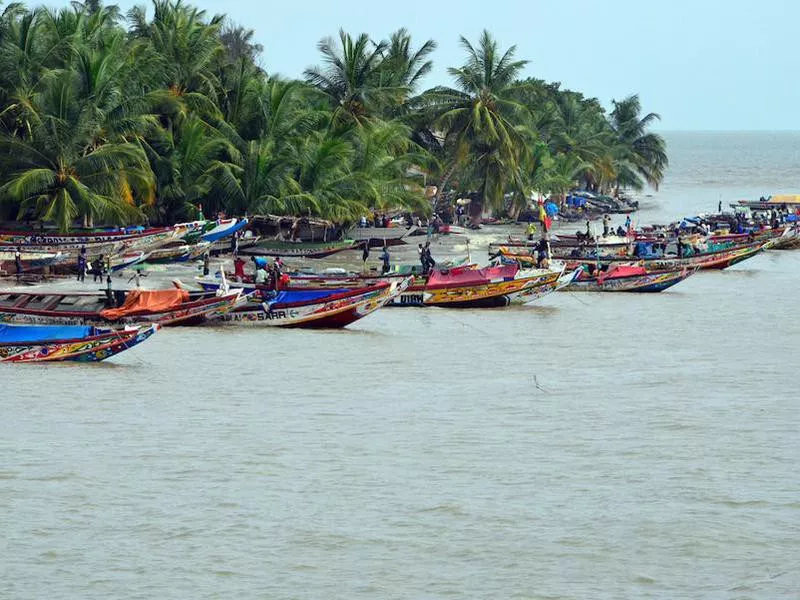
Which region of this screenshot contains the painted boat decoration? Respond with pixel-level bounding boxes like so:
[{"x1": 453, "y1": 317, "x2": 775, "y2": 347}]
[
  {"x1": 0, "y1": 323, "x2": 158, "y2": 363},
  {"x1": 388, "y1": 264, "x2": 567, "y2": 308},
  {"x1": 0, "y1": 288, "x2": 245, "y2": 327},
  {"x1": 240, "y1": 239, "x2": 357, "y2": 258},
  {"x1": 217, "y1": 278, "x2": 409, "y2": 328},
  {"x1": 564, "y1": 265, "x2": 695, "y2": 292},
  {"x1": 0, "y1": 227, "x2": 177, "y2": 251}
]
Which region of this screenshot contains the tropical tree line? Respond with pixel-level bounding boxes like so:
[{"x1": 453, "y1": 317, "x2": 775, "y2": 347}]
[{"x1": 0, "y1": 0, "x2": 668, "y2": 231}]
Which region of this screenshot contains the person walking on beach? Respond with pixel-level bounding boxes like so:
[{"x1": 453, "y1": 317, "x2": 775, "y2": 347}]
[
  {"x1": 361, "y1": 241, "x2": 370, "y2": 272},
  {"x1": 105, "y1": 275, "x2": 114, "y2": 307},
  {"x1": 603, "y1": 214, "x2": 610, "y2": 237},
  {"x1": 380, "y1": 245, "x2": 390, "y2": 275},
  {"x1": 526, "y1": 220, "x2": 537, "y2": 241},
  {"x1": 624, "y1": 215, "x2": 632, "y2": 233},
  {"x1": 92, "y1": 255, "x2": 104, "y2": 283},
  {"x1": 202, "y1": 252, "x2": 210, "y2": 276},
  {"x1": 14, "y1": 248, "x2": 22, "y2": 281},
  {"x1": 77, "y1": 251, "x2": 86, "y2": 282}
]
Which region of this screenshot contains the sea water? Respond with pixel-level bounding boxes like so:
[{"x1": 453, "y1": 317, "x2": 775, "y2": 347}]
[{"x1": 1, "y1": 132, "x2": 798, "y2": 599}]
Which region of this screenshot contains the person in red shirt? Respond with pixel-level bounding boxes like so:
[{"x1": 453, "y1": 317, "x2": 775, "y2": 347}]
[{"x1": 233, "y1": 257, "x2": 246, "y2": 282}]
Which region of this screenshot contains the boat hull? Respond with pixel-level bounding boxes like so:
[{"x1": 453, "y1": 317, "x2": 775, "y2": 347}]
[
  {"x1": 564, "y1": 269, "x2": 694, "y2": 292},
  {"x1": 0, "y1": 324, "x2": 158, "y2": 363}
]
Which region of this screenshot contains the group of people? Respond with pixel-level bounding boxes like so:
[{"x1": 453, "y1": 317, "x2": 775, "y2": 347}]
[
  {"x1": 250, "y1": 256, "x2": 286, "y2": 290},
  {"x1": 360, "y1": 242, "x2": 392, "y2": 275}
]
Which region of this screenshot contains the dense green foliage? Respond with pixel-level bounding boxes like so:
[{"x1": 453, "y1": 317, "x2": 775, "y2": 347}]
[{"x1": 0, "y1": 0, "x2": 667, "y2": 230}]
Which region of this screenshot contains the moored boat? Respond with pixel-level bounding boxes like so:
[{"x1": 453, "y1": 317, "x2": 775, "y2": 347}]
[
  {"x1": 564, "y1": 265, "x2": 695, "y2": 292},
  {"x1": 218, "y1": 278, "x2": 410, "y2": 328},
  {"x1": 240, "y1": 239, "x2": 357, "y2": 258},
  {"x1": 0, "y1": 288, "x2": 245, "y2": 327},
  {"x1": 0, "y1": 323, "x2": 158, "y2": 363}
]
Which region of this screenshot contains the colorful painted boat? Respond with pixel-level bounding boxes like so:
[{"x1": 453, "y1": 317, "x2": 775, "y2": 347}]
[
  {"x1": 564, "y1": 265, "x2": 695, "y2": 292},
  {"x1": 145, "y1": 242, "x2": 210, "y2": 264},
  {"x1": 240, "y1": 239, "x2": 357, "y2": 258},
  {"x1": 554, "y1": 241, "x2": 766, "y2": 271},
  {"x1": 389, "y1": 264, "x2": 565, "y2": 308},
  {"x1": 218, "y1": 278, "x2": 410, "y2": 328},
  {"x1": 0, "y1": 288, "x2": 245, "y2": 327},
  {"x1": 0, "y1": 250, "x2": 67, "y2": 275},
  {"x1": 199, "y1": 218, "x2": 249, "y2": 243},
  {"x1": 0, "y1": 323, "x2": 158, "y2": 363},
  {"x1": 0, "y1": 226, "x2": 177, "y2": 251}
]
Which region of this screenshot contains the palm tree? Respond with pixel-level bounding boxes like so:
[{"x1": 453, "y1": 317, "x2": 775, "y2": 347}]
[
  {"x1": 304, "y1": 29, "x2": 395, "y2": 125},
  {"x1": 609, "y1": 94, "x2": 668, "y2": 191},
  {"x1": 0, "y1": 71, "x2": 153, "y2": 230},
  {"x1": 424, "y1": 30, "x2": 531, "y2": 212}
]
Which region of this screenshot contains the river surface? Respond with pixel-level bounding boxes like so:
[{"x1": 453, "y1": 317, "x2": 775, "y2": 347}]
[{"x1": 1, "y1": 132, "x2": 799, "y2": 599}]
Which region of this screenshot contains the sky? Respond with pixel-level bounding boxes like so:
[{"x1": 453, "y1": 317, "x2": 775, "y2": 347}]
[{"x1": 109, "y1": 0, "x2": 799, "y2": 130}]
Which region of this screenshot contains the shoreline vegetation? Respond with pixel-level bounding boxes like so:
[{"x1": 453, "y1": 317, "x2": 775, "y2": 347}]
[{"x1": 0, "y1": 0, "x2": 667, "y2": 232}]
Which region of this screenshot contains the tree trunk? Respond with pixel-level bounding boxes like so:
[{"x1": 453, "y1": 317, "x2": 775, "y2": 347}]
[{"x1": 434, "y1": 161, "x2": 459, "y2": 210}]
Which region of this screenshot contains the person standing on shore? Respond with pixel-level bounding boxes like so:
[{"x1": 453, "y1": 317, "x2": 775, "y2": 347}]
[
  {"x1": 77, "y1": 251, "x2": 86, "y2": 282},
  {"x1": 624, "y1": 215, "x2": 632, "y2": 233},
  {"x1": 361, "y1": 241, "x2": 370, "y2": 273},
  {"x1": 202, "y1": 252, "x2": 210, "y2": 276},
  {"x1": 233, "y1": 256, "x2": 246, "y2": 282},
  {"x1": 14, "y1": 248, "x2": 22, "y2": 281},
  {"x1": 380, "y1": 246, "x2": 390, "y2": 275},
  {"x1": 603, "y1": 214, "x2": 610, "y2": 237},
  {"x1": 92, "y1": 255, "x2": 104, "y2": 283}
]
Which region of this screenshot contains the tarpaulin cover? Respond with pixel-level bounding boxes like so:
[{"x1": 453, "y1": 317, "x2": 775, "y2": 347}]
[
  {"x1": 604, "y1": 265, "x2": 647, "y2": 278},
  {"x1": 100, "y1": 289, "x2": 189, "y2": 319},
  {"x1": 0, "y1": 324, "x2": 98, "y2": 343},
  {"x1": 427, "y1": 264, "x2": 518, "y2": 287},
  {"x1": 270, "y1": 289, "x2": 351, "y2": 305}
]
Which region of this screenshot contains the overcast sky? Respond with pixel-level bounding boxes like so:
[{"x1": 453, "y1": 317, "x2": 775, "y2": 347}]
[{"x1": 111, "y1": 0, "x2": 799, "y2": 130}]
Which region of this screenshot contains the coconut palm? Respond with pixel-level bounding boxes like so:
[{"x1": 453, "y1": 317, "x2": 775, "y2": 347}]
[
  {"x1": 424, "y1": 30, "x2": 531, "y2": 211},
  {"x1": 609, "y1": 94, "x2": 668, "y2": 190},
  {"x1": 304, "y1": 29, "x2": 396, "y2": 125}
]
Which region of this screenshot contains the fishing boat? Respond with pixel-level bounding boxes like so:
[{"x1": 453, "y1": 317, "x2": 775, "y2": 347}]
[
  {"x1": 0, "y1": 250, "x2": 67, "y2": 275},
  {"x1": 564, "y1": 265, "x2": 695, "y2": 292},
  {"x1": 346, "y1": 225, "x2": 418, "y2": 247},
  {"x1": 0, "y1": 323, "x2": 158, "y2": 363},
  {"x1": 389, "y1": 264, "x2": 568, "y2": 308},
  {"x1": 0, "y1": 226, "x2": 177, "y2": 251},
  {"x1": 239, "y1": 239, "x2": 357, "y2": 258},
  {"x1": 198, "y1": 218, "x2": 248, "y2": 243},
  {"x1": 552, "y1": 240, "x2": 767, "y2": 271},
  {"x1": 217, "y1": 278, "x2": 410, "y2": 328},
  {"x1": 0, "y1": 288, "x2": 245, "y2": 327},
  {"x1": 145, "y1": 242, "x2": 210, "y2": 264}
]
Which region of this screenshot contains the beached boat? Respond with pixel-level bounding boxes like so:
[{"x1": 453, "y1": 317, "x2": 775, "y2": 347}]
[
  {"x1": 145, "y1": 242, "x2": 210, "y2": 264},
  {"x1": 0, "y1": 323, "x2": 158, "y2": 363},
  {"x1": 198, "y1": 218, "x2": 249, "y2": 243},
  {"x1": 346, "y1": 225, "x2": 418, "y2": 247},
  {"x1": 0, "y1": 288, "x2": 245, "y2": 327},
  {"x1": 0, "y1": 226, "x2": 177, "y2": 251},
  {"x1": 240, "y1": 239, "x2": 357, "y2": 258},
  {"x1": 217, "y1": 278, "x2": 410, "y2": 328},
  {"x1": 564, "y1": 265, "x2": 695, "y2": 292},
  {"x1": 0, "y1": 250, "x2": 67, "y2": 275}
]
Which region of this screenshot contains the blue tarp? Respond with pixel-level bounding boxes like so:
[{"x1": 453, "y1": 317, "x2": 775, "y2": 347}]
[
  {"x1": 0, "y1": 324, "x2": 99, "y2": 343},
  {"x1": 271, "y1": 289, "x2": 351, "y2": 305},
  {"x1": 544, "y1": 201, "x2": 559, "y2": 216}
]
